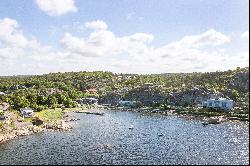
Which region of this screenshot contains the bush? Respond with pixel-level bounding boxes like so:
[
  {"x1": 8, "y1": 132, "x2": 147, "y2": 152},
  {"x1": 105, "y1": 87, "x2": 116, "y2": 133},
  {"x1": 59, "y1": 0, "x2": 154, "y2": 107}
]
[
  {"x1": 36, "y1": 105, "x2": 45, "y2": 112},
  {"x1": 163, "y1": 105, "x2": 171, "y2": 110}
]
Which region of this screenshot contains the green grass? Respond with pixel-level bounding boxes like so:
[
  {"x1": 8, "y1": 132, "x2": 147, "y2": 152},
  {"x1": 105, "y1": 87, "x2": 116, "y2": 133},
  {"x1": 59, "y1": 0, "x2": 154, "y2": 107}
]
[
  {"x1": 23, "y1": 117, "x2": 32, "y2": 122},
  {"x1": 34, "y1": 106, "x2": 86, "y2": 122},
  {"x1": 35, "y1": 108, "x2": 63, "y2": 122}
]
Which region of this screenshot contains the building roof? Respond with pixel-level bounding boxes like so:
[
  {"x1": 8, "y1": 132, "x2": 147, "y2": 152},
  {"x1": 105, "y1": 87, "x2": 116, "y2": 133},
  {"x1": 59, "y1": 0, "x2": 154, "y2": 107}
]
[
  {"x1": 208, "y1": 98, "x2": 233, "y2": 101},
  {"x1": 85, "y1": 97, "x2": 98, "y2": 100},
  {"x1": 119, "y1": 100, "x2": 136, "y2": 103},
  {"x1": 20, "y1": 108, "x2": 34, "y2": 113}
]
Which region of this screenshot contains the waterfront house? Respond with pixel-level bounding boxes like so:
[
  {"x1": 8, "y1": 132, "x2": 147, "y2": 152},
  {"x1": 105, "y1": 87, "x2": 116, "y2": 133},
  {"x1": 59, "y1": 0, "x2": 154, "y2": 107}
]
[
  {"x1": 84, "y1": 98, "x2": 98, "y2": 104},
  {"x1": 202, "y1": 98, "x2": 233, "y2": 111},
  {"x1": 77, "y1": 98, "x2": 98, "y2": 105},
  {"x1": 20, "y1": 108, "x2": 34, "y2": 118}
]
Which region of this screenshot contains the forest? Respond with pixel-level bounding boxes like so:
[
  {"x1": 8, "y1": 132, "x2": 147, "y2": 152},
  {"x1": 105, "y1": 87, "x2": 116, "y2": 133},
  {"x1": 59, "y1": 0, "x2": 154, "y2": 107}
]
[{"x1": 0, "y1": 67, "x2": 249, "y2": 113}]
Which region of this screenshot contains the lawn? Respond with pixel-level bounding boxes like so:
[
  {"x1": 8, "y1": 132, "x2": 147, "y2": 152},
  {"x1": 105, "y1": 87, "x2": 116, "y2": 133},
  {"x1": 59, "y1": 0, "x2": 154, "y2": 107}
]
[
  {"x1": 34, "y1": 107, "x2": 84, "y2": 121},
  {"x1": 35, "y1": 108, "x2": 63, "y2": 122}
]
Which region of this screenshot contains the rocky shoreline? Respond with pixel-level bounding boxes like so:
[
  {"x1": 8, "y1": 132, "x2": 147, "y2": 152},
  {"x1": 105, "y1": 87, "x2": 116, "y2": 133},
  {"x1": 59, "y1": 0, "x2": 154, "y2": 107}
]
[
  {"x1": 111, "y1": 106, "x2": 249, "y2": 124},
  {"x1": 1, "y1": 107, "x2": 248, "y2": 144},
  {"x1": 0, "y1": 109, "x2": 105, "y2": 144},
  {"x1": 0, "y1": 120, "x2": 73, "y2": 144},
  {"x1": 0, "y1": 125, "x2": 43, "y2": 144}
]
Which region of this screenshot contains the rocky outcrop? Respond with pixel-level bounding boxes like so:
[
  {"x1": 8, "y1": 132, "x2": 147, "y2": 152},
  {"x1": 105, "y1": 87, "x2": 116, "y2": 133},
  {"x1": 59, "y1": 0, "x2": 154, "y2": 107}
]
[
  {"x1": 99, "y1": 92, "x2": 122, "y2": 105},
  {"x1": 124, "y1": 86, "x2": 166, "y2": 106},
  {"x1": 203, "y1": 116, "x2": 228, "y2": 124},
  {"x1": 32, "y1": 117, "x2": 43, "y2": 126},
  {"x1": 0, "y1": 125, "x2": 45, "y2": 143},
  {"x1": 166, "y1": 87, "x2": 225, "y2": 106},
  {"x1": 45, "y1": 121, "x2": 72, "y2": 131},
  {"x1": 99, "y1": 85, "x2": 166, "y2": 106}
]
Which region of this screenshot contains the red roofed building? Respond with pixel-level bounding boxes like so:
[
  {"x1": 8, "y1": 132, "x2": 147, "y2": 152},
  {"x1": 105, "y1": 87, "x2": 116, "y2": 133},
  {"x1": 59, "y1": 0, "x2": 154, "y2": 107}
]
[{"x1": 86, "y1": 88, "x2": 97, "y2": 94}]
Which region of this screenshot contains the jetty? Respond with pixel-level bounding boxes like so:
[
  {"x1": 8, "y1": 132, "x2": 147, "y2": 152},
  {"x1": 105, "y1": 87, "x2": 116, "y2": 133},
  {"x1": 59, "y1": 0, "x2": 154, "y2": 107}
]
[{"x1": 74, "y1": 110, "x2": 104, "y2": 116}]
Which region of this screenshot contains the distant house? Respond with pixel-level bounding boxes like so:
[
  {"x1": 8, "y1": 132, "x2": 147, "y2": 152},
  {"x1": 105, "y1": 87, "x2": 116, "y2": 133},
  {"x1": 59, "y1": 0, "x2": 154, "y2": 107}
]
[
  {"x1": 118, "y1": 101, "x2": 137, "y2": 107},
  {"x1": 86, "y1": 88, "x2": 98, "y2": 94},
  {"x1": 144, "y1": 83, "x2": 154, "y2": 87},
  {"x1": 46, "y1": 88, "x2": 63, "y2": 95},
  {"x1": 20, "y1": 108, "x2": 34, "y2": 118},
  {"x1": 202, "y1": 98, "x2": 233, "y2": 111},
  {"x1": 84, "y1": 98, "x2": 98, "y2": 104},
  {"x1": 77, "y1": 98, "x2": 98, "y2": 105}
]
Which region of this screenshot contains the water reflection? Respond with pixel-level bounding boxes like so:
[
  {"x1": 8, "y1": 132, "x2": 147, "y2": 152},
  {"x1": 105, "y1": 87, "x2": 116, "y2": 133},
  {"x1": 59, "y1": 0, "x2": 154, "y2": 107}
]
[{"x1": 0, "y1": 110, "x2": 248, "y2": 165}]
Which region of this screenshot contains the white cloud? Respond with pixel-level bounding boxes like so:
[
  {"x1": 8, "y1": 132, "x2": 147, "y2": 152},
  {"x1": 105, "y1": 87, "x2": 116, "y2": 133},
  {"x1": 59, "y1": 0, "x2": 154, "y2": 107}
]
[
  {"x1": 60, "y1": 31, "x2": 154, "y2": 60},
  {"x1": 0, "y1": 18, "x2": 28, "y2": 48},
  {"x1": 167, "y1": 29, "x2": 230, "y2": 48},
  {"x1": 59, "y1": 24, "x2": 244, "y2": 73},
  {"x1": 241, "y1": 31, "x2": 249, "y2": 39},
  {"x1": 35, "y1": 0, "x2": 78, "y2": 16},
  {"x1": 125, "y1": 33, "x2": 154, "y2": 43},
  {"x1": 0, "y1": 17, "x2": 62, "y2": 74},
  {"x1": 0, "y1": 47, "x2": 24, "y2": 61},
  {"x1": 61, "y1": 21, "x2": 154, "y2": 58},
  {"x1": 85, "y1": 20, "x2": 108, "y2": 30},
  {"x1": 0, "y1": 19, "x2": 248, "y2": 75},
  {"x1": 148, "y1": 29, "x2": 244, "y2": 72}
]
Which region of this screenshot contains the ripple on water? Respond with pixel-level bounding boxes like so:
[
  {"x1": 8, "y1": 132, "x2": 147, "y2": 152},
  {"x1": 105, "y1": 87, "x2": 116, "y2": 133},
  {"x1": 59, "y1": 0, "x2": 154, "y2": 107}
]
[{"x1": 0, "y1": 110, "x2": 248, "y2": 165}]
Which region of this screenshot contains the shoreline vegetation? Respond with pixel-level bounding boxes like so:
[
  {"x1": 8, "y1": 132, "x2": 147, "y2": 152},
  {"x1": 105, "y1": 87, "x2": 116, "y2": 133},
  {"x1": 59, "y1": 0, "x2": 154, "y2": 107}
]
[
  {"x1": 0, "y1": 67, "x2": 249, "y2": 143},
  {"x1": 0, "y1": 104, "x2": 248, "y2": 144}
]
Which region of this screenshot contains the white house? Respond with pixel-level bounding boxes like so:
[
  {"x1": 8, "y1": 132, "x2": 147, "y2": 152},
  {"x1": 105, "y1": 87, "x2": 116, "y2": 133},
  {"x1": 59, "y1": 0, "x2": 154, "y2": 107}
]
[
  {"x1": 202, "y1": 98, "x2": 233, "y2": 111},
  {"x1": 20, "y1": 108, "x2": 34, "y2": 117}
]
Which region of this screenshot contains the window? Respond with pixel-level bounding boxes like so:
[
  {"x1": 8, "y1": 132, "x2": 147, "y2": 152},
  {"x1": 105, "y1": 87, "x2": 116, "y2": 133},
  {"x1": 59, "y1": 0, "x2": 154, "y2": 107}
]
[
  {"x1": 222, "y1": 102, "x2": 227, "y2": 108},
  {"x1": 214, "y1": 101, "x2": 220, "y2": 107}
]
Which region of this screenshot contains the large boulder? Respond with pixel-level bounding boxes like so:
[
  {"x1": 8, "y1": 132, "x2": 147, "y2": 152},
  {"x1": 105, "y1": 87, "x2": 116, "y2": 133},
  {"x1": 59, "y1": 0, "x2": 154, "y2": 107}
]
[{"x1": 32, "y1": 117, "x2": 43, "y2": 126}]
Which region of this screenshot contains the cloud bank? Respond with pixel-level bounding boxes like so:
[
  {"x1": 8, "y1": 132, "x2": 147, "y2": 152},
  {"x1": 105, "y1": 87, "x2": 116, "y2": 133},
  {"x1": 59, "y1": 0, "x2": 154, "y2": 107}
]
[{"x1": 0, "y1": 18, "x2": 248, "y2": 75}]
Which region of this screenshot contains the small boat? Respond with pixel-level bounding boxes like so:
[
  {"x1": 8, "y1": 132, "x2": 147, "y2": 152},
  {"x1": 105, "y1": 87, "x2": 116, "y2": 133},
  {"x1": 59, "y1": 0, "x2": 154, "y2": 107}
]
[
  {"x1": 202, "y1": 121, "x2": 209, "y2": 125},
  {"x1": 158, "y1": 133, "x2": 164, "y2": 137},
  {"x1": 128, "y1": 125, "x2": 134, "y2": 129}
]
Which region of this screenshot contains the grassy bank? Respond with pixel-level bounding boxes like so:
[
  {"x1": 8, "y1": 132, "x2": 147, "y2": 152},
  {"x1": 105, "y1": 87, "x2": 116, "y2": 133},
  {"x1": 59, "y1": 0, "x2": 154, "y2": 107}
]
[
  {"x1": 35, "y1": 108, "x2": 63, "y2": 122},
  {"x1": 34, "y1": 105, "x2": 94, "y2": 122}
]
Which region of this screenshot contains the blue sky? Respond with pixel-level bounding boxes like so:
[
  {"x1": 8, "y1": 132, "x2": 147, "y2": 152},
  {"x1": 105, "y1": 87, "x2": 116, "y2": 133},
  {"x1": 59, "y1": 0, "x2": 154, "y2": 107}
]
[{"x1": 0, "y1": 0, "x2": 249, "y2": 75}]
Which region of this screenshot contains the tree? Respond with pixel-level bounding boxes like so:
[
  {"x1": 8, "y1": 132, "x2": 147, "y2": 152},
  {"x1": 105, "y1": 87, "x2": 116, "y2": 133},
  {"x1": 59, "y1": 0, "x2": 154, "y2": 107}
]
[{"x1": 47, "y1": 95, "x2": 57, "y2": 108}]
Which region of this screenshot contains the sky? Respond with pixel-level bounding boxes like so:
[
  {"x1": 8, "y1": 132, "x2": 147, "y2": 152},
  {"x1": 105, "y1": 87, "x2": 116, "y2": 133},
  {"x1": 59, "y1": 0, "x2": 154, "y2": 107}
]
[{"x1": 0, "y1": 0, "x2": 249, "y2": 76}]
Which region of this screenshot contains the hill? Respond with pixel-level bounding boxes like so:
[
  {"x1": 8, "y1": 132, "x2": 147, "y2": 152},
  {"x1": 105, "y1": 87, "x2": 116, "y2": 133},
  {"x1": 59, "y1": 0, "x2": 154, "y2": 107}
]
[{"x1": 0, "y1": 67, "x2": 249, "y2": 113}]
